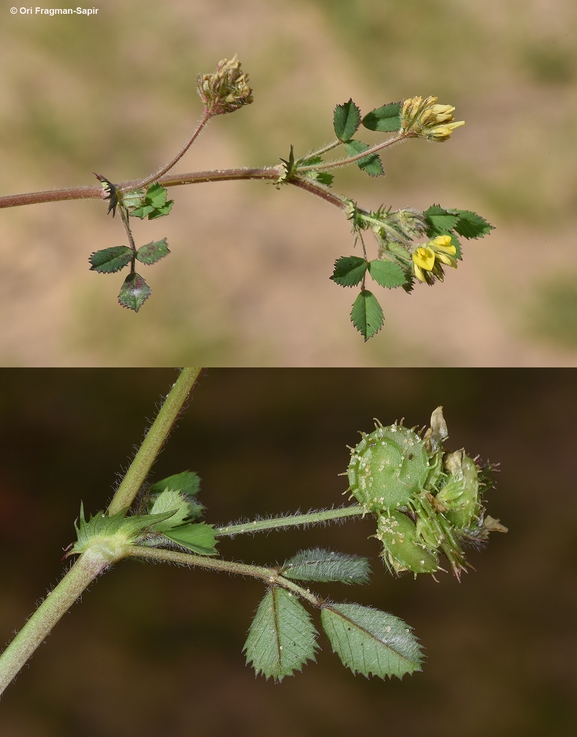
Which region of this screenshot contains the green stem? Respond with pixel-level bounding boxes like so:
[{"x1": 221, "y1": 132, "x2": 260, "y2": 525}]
[
  {"x1": 107, "y1": 368, "x2": 203, "y2": 515},
  {"x1": 0, "y1": 550, "x2": 109, "y2": 697},
  {"x1": 215, "y1": 504, "x2": 366, "y2": 537},
  {"x1": 127, "y1": 546, "x2": 320, "y2": 607},
  {"x1": 296, "y1": 138, "x2": 341, "y2": 161}
]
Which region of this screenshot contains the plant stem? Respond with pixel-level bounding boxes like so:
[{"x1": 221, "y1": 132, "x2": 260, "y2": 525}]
[
  {"x1": 0, "y1": 550, "x2": 109, "y2": 697},
  {"x1": 125, "y1": 109, "x2": 214, "y2": 192},
  {"x1": 215, "y1": 504, "x2": 366, "y2": 537},
  {"x1": 107, "y1": 368, "x2": 203, "y2": 515},
  {"x1": 127, "y1": 546, "x2": 320, "y2": 607},
  {"x1": 119, "y1": 205, "x2": 137, "y2": 258},
  {"x1": 297, "y1": 131, "x2": 409, "y2": 173},
  {"x1": 0, "y1": 166, "x2": 347, "y2": 211}
]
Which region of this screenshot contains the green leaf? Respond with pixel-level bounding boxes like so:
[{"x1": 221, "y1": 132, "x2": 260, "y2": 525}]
[
  {"x1": 344, "y1": 140, "x2": 384, "y2": 177},
  {"x1": 424, "y1": 204, "x2": 459, "y2": 236},
  {"x1": 362, "y1": 102, "x2": 402, "y2": 132},
  {"x1": 244, "y1": 588, "x2": 318, "y2": 682},
  {"x1": 118, "y1": 272, "x2": 152, "y2": 312},
  {"x1": 334, "y1": 99, "x2": 361, "y2": 142},
  {"x1": 368, "y1": 260, "x2": 407, "y2": 289},
  {"x1": 136, "y1": 239, "x2": 171, "y2": 265},
  {"x1": 130, "y1": 183, "x2": 174, "y2": 220},
  {"x1": 451, "y1": 209, "x2": 494, "y2": 239},
  {"x1": 150, "y1": 471, "x2": 201, "y2": 497},
  {"x1": 314, "y1": 171, "x2": 334, "y2": 186},
  {"x1": 148, "y1": 489, "x2": 201, "y2": 531},
  {"x1": 89, "y1": 246, "x2": 133, "y2": 274},
  {"x1": 320, "y1": 602, "x2": 423, "y2": 679},
  {"x1": 296, "y1": 156, "x2": 334, "y2": 186},
  {"x1": 281, "y1": 548, "x2": 371, "y2": 585},
  {"x1": 146, "y1": 183, "x2": 169, "y2": 208},
  {"x1": 330, "y1": 256, "x2": 368, "y2": 287},
  {"x1": 351, "y1": 290, "x2": 384, "y2": 340},
  {"x1": 164, "y1": 522, "x2": 218, "y2": 556}
]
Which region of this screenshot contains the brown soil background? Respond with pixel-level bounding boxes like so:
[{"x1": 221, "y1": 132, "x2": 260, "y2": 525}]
[{"x1": 2, "y1": 0, "x2": 577, "y2": 365}]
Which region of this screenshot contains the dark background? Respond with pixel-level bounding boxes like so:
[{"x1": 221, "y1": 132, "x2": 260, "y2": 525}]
[{"x1": 0, "y1": 369, "x2": 575, "y2": 735}]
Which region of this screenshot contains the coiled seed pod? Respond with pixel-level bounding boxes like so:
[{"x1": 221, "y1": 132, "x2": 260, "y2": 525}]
[{"x1": 347, "y1": 422, "x2": 430, "y2": 513}]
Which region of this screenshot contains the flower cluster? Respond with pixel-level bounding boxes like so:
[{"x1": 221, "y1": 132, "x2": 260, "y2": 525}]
[
  {"x1": 411, "y1": 234, "x2": 458, "y2": 284},
  {"x1": 197, "y1": 55, "x2": 253, "y2": 115},
  {"x1": 401, "y1": 95, "x2": 465, "y2": 141},
  {"x1": 346, "y1": 407, "x2": 506, "y2": 579}
]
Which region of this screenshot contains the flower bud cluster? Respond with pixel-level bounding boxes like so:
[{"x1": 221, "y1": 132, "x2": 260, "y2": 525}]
[
  {"x1": 197, "y1": 55, "x2": 253, "y2": 115},
  {"x1": 401, "y1": 96, "x2": 465, "y2": 141},
  {"x1": 346, "y1": 407, "x2": 506, "y2": 579}
]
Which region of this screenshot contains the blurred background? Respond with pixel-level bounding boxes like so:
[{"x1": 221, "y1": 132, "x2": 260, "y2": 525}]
[
  {"x1": 0, "y1": 368, "x2": 576, "y2": 736},
  {"x1": 1, "y1": 0, "x2": 577, "y2": 365}
]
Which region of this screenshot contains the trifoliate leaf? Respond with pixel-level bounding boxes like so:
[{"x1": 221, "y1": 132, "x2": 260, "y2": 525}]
[
  {"x1": 136, "y1": 239, "x2": 170, "y2": 265},
  {"x1": 244, "y1": 588, "x2": 318, "y2": 682},
  {"x1": 118, "y1": 272, "x2": 151, "y2": 312},
  {"x1": 281, "y1": 548, "x2": 371, "y2": 585},
  {"x1": 334, "y1": 99, "x2": 362, "y2": 142},
  {"x1": 150, "y1": 471, "x2": 201, "y2": 497},
  {"x1": 344, "y1": 140, "x2": 384, "y2": 177},
  {"x1": 450, "y1": 209, "x2": 494, "y2": 239},
  {"x1": 368, "y1": 260, "x2": 407, "y2": 289},
  {"x1": 362, "y1": 102, "x2": 402, "y2": 132},
  {"x1": 164, "y1": 522, "x2": 218, "y2": 556},
  {"x1": 130, "y1": 183, "x2": 174, "y2": 220},
  {"x1": 424, "y1": 204, "x2": 459, "y2": 236},
  {"x1": 330, "y1": 256, "x2": 368, "y2": 287},
  {"x1": 320, "y1": 602, "x2": 423, "y2": 679},
  {"x1": 89, "y1": 246, "x2": 133, "y2": 274},
  {"x1": 351, "y1": 290, "x2": 384, "y2": 340}
]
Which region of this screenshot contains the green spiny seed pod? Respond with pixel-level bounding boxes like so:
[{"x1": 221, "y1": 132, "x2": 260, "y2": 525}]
[
  {"x1": 376, "y1": 510, "x2": 439, "y2": 575},
  {"x1": 347, "y1": 422, "x2": 430, "y2": 514}
]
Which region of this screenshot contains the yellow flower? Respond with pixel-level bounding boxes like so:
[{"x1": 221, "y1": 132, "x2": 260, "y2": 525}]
[
  {"x1": 401, "y1": 96, "x2": 465, "y2": 142},
  {"x1": 412, "y1": 246, "x2": 436, "y2": 283},
  {"x1": 412, "y1": 237, "x2": 458, "y2": 283}
]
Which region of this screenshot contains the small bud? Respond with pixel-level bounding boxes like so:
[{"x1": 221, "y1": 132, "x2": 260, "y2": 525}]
[{"x1": 197, "y1": 55, "x2": 253, "y2": 115}]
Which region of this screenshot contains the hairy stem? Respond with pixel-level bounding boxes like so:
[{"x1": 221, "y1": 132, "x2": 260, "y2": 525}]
[
  {"x1": 127, "y1": 546, "x2": 320, "y2": 606},
  {"x1": 107, "y1": 368, "x2": 203, "y2": 515},
  {"x1": 297, "y1": 131, "x2": 409, "y2": 173},
  {"x1": 0, "y1": 166, "x2": 347, "y2": 211},
  {"x1": 0, "y1": 550, "x2": 110, "y2": 697},
  {"x1": 215, "y1": 504, "x2": 366, "y2": 537},
  {"x1": 126, "y1": 109, "x2": 214, "y2": 192}
]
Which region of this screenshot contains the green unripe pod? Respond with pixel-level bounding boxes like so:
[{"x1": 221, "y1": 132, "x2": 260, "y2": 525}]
[
  {"x1": 347, "y1": 422, "x2": 430, "y2": 513},
  {"x1": 437, "y1": 451, "x2": 481, "y2": 529},
  {"x1": 377, "y1": 510, "x2": 439, "y2": 575}
]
